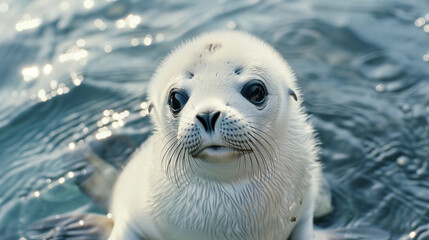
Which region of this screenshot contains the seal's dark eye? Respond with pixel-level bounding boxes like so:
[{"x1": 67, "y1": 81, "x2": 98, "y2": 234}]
[
  {"x1": 168, "y1": 89, "x2": 189, "y2": 116},
  {"x1": 241, "y1": 80, "x2": 268, "y2": 107}
]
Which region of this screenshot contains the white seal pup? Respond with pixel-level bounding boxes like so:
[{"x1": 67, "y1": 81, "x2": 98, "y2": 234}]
[{"x1": 109, "y1": 31, "x2": 332, "y2": 240}]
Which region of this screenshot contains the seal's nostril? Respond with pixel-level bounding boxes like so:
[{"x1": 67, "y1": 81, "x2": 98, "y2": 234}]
[
  {"x1": 196, "y1": 111, "x2": 221, "y2": 133},
  {"x1": 196, "y1": 114, "x2": 209, "y2": 132},
  {"x1": 209, "y1": 111, "x2": 221, "y2": 132}
]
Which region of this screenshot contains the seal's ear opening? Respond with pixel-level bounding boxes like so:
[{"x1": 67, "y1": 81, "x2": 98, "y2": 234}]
[
  {"x1": 148, "y1": 102, "x2": 154, "y2": 113},
  {"x1": 289, "y1": 89, "x2": 298, "y2": 102}
]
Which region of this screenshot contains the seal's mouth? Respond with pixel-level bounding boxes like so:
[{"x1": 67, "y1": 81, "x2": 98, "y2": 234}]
[
  {"x1": 192, "y1": 144, "x2": 251, "y2": 161},
  {"x1": 203, "y1": 145, "x2": 228, "y2": 151}
]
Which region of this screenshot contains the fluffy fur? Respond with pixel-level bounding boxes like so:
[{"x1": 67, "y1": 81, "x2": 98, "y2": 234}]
[{"x1": 109, "y1": 31, "x2": 331, "y2": 240}]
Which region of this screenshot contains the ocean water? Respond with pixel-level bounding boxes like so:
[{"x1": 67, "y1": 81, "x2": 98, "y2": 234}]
[{"x1": 0, "y1": 0, "x2": 428, "y2": 239}]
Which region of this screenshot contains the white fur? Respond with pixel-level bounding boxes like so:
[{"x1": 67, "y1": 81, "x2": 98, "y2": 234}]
[{"x1": 109, "y1": 31, "x2": 330, "y2": 240}]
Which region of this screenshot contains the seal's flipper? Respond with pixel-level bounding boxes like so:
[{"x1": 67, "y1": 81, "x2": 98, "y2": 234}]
[
  {"x1": 87, "y1": 135, "x2": 136, "y2": 170},
  {"x1": 314, "y1": 227, "x2": 390, "y2": 240},
  {"x1": 78, "y1": 149, "x2": 119, "y2": 209},
  {"x1": 26, "y1": 213, "x2": 113, "y2": 240},
  {"x1": 76, "y1": 136, "x2": 137, "y2": 209}
]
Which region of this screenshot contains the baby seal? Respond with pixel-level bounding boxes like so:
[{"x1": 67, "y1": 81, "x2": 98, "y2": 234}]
[{"x1": 109, "y1": 31, "x2": 332, "y2": 240}]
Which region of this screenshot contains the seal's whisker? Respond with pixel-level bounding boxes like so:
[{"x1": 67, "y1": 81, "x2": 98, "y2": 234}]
[
  {"x1": 247, "y1": 132, "x2": 274, "y2": 179},
  {"x1": 246, "y1": 139, "x2": 261, "y2": 178},
  {"x1": 224, "y1": 120, "x2": 278, "y2": 178},
  {"x1": 247, "y1": 124, "x2": 280, "y2": 153},
  {"x1": 245, "y1": 119, "x2": 277, "y2": 134},
  {"x1": 161, "y1": 140, "x2": 178, "y2": 172},
  {"x1": 164, "y1": 141, "x2": 178, "y2": 179},
  {"x1": 176, "y1": 146, "x2": 190, "y2": 187},
  {"x1": 234, "y1": 134, "x2": 259, "y2": 178},
  {"x1": 167, "y1": 140, "x2": 184, "y2": 185},
  {"x1": 250, "y1": 135, "x2": 270, "y2": 177},
  {"x1": 184, "y1": 151, "x2": 194, "y2": 184},
  {"x1": 229, "y1": 120, "x2": 280, "y2": 163},
  {"x1": 236, "y1": 120, "x2": 278, "y2": 146},
  {"x1": 161, "y1": 130, "x2": 177, "y2": 142},
  {"x1": 190, "y1": 151, "x2": 204, "y2": 174},
  {"x1": 248, "y1": 129, "x2": 277, "y2": 163},
  {"x1": 223, "y1": 138, "x2": 246, "y2": 174},
  {"x1": 237, "y1": 138, "x2": 255, "y2": 178},
  {"x1": 161, "y1": 134, "x2": 179, "y2": 155}
]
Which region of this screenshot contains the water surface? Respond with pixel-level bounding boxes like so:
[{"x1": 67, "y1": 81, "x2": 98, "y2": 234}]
[{"x1": 0, "y1": 0, "x2": 428, "y2": 239}]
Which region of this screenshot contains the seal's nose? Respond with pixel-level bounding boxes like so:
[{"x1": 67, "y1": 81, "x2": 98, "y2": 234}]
[{"x1": 196, "y1": 111, "x2": 221, "y2": 133}]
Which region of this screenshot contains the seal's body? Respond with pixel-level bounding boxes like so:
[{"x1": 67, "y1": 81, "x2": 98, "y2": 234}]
[{"x1": 109, "y1": 31, "x2": 331, "y2": 240}]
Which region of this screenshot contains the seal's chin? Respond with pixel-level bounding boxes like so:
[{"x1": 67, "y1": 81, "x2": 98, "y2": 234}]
[{"x1": 193, "y1": 145, "x2": 249, "y2": 163}]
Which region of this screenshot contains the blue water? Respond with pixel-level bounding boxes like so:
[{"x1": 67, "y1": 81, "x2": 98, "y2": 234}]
[{"x1": 1, "y1": 0, "x2": 429, "y2": 239}]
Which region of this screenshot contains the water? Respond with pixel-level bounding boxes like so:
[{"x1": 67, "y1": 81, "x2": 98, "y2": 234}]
[{"x1": 1, "y1": 0, "x2": 428, "y2": 239}]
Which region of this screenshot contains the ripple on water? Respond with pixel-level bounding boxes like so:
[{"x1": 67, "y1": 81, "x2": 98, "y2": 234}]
[
  {"x1": 352, "y1": 51, "x2": 419, "y2": 92},
  {"x1": 272, "y1": 26, "x2": 322, "y2": 53},
  {"x1": 270, "y1": 21, "x2": 324, "y2": 55},
  {"x1": 19, "y1": 181, "x2": 93, "y2": 231},
  {"x1": 353, "y1": 51, "x2": 405, "y2": 81}
]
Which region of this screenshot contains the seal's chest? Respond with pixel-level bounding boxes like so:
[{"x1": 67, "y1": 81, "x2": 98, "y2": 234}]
[{"x1": 151, "y1": 180, "x2": 298, "y2": 240}]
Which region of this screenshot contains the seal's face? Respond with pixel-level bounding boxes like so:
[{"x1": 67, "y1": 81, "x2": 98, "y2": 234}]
[
  {"x1": 169, "y1": 65, "x2": 273, "y2": 163},
  {"x1": 149, "y1": 31, "x2": 298, "y2": 181}
]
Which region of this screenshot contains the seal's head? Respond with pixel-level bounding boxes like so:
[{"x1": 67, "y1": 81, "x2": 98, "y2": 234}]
[{"x1": 148, "y1": 31, "x2": 300, "y2": 183}]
